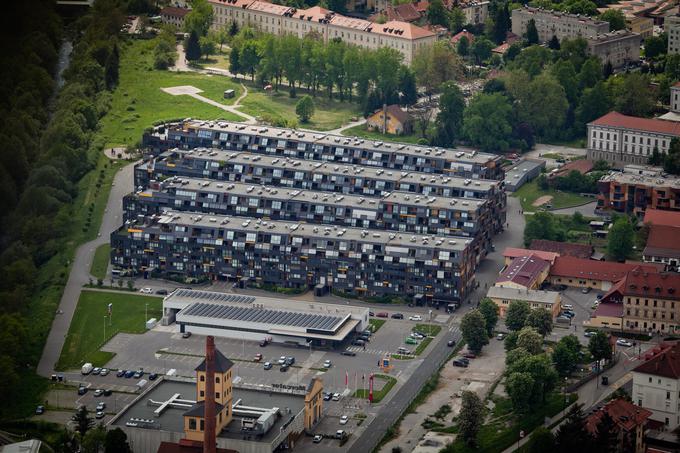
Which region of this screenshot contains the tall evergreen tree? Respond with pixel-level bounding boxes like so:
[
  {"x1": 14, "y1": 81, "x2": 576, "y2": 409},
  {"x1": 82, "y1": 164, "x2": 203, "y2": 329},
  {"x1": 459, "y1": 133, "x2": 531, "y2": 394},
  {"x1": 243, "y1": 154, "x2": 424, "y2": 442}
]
[
  {"x1": 229, "y1": 45, "x2": 241, "y2": 76},
  {"x1": 185, "y1": 31, "x2": 202, "y2": 61},
  {"x1": 554, "y1": 404, "x2": 592, "y2": 452},
  {"x1": 72, "y1": 406, "x2": 94, "y2": 437},
  {"x1": 104, "y1": 44, "x2": 119, "y2": 90},
  {"x1": 526, "y1": 19, "x2": 539, "y2": 45},
  {"x1": 434, "y1": 81, "x2": 465, "y2": 147},
  {"x1": 397, "y1": 67, "x2": 418, "y2": 106},
  {"x1": 593, "y1": 411, "x2": 618, "y2": 453},
  {"x1": 548, "y1": 35, "x2": 561, "y2": 50},
  {"x1": 492, "y1": 2, "x2": 511, "y2": 44}
]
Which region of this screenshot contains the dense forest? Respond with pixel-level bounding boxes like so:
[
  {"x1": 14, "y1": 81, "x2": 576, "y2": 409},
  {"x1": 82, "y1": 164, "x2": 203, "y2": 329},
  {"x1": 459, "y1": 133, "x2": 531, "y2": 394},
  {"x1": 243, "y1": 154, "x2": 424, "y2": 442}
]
[{"x1": 0, "y1": 0, "x2": 124, "y2": 419}]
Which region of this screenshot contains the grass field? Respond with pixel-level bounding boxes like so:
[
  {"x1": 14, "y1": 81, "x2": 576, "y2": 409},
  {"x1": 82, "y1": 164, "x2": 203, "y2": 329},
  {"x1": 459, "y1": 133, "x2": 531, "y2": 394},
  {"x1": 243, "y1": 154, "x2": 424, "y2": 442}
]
[
  {"x1": 513, "y1": 180, "x2": 593, "y2": 212},
  {"x1": 369, "y1": 319, "x2": 386, "y2": 333},
  {"x1": 90, "y1": 244, "x2": 110, "y2": 281},
  {"x1": 193, "y1": 49, "x2": 232, "y2": 71},
  {"x1": 56, "y1": 290, "x2": 162, "y2": 370},
  {"x1": 239, "y1": 84, "x2": 362, "y2": 131},
  {"x1": 353, "y1": 374, "x2": 397, "y2": 403},
  {"x1": 341, "y1": 124, "x2": 424, "y2": 144},
  {"x1": 98, "y1": 39, "x2": 243, "y2": 147}
]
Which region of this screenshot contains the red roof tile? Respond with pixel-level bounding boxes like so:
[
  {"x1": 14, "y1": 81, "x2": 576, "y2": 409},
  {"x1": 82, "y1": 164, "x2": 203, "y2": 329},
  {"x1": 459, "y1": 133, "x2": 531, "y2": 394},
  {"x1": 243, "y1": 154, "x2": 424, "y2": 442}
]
[
  {"x1": 645, "y1": 225, "x2": 680, "y2": 251},
  {"x1": 161, "y1": 6, "x2": 190, "y2": 17},
  {"x1": 503, "y1": 247, "x2": 559, "y2": 264},
  {"x1": 551, "y1": 159, "x2": 594, "y2": 178},
  {"x1": 620, "y1": 269, "x2": 680, "y2": 301},
  {"x1": 585, "y1": 399, "x2": 652, "y2": 434},
  {"x1": 592, "y1": 302, "x2": 623, "y2": 318},
  {"x1": 394, "y1": 3, "x2": 421, "y2": 21},
  {"x1": 451, "y1": 30, "x2": 475, "y2": 45},
  {"x1": 530, "y1": 240, "x2": 593, "y2": 259},
  {"x1": 496, "y1": 255, "x2": 550, "y2": 288},
  {"x1": 589, "y1": 111, "x2": 680, "y2": 136},
  {"x1": 643, "y1": 208, "x2": 680, "y2": 227},
  {"x1": 550, "y1": 256, "x2": 660, "y2": 282},
  {"x1": 634, "y1": 342, "x2": 680, "y2": 379}
]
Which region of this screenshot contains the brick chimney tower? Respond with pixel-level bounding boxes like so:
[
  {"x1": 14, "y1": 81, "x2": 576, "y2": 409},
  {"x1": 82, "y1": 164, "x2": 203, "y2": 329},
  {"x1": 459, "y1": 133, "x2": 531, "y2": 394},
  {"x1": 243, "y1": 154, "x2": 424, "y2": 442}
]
[{"x1": 204, "y1": 336, "x2": 217, "y2": 453}]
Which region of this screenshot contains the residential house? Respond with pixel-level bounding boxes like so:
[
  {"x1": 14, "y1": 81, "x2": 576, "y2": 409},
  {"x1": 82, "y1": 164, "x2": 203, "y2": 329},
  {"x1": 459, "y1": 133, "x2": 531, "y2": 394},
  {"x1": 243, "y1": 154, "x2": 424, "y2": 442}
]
[
  {"x1": 633, "y1": 341, "x2": 680, "y2": 429},
  {"x1": 495, "y1": 255, "x2": 551, "y2": 290},
  {"x1": 486, "y1": 285, "x2": 561, "y2": 318},
  {"x1": 643, "y1": 225, "x2": 680, "y2": 271},
  {"x1": 548, "y1": 256, "x2": 660, "y2": 291},
  {"x1": 366, "y1": 104, "x2": 413, "y2": 135},
  {"x1": 585, "y1": 398, "x2": 652, "y2": 453},
  {"x1": 161, "y1": 6, "x2": 190, "y2": 28},
  {"x1": 502, "y1": 248, "x2": 559, "y2": 266},
  {"x1": 596, "y1": 166, "x2": 680, "y2": 215}
]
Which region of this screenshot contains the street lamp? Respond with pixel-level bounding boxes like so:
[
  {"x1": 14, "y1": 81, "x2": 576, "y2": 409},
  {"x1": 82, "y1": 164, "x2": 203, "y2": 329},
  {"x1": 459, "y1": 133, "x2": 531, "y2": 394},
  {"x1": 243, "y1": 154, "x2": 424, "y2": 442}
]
[
  {"x1": 145, "y1": 303, "x2": 148, "y2": 328},
  {"x1": 104, "y1": 315, "x2": 107, "y2": 342},
  {"x1": 563, "y1": 377, "x2": 568, "y2": 416}
]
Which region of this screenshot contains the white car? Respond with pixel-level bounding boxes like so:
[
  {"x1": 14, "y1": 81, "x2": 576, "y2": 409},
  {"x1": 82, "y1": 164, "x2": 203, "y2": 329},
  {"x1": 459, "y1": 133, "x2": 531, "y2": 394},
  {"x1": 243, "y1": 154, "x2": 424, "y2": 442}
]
[
  {"x1": 96, "y1": 402, "x2": 106, "y2": 411},
  {"x1": 139, "y1": 287, "x2": 152, "y2": 294},
  {"x1": 323, "y1": 360, "x2": 332, "y2": 368},
  {"x1": 562, "y1": 304, "x2": 573, "y2": 310},
  {"x1": 409, "y1": 315, "x2": 423, "y2": 321},
  {"x1": 278, "y1": 356, "x2": 286, "y2": 365},
  {"x1": 339, "y1": 415, "x2": 349, "y2": 425},
  {"x1": 95, "y1": 411, "x2": 105, "y2": 419},
  {"x1": 616, "y1": 338, "x2": 633, "y2": 347},
  {"x1": 332, "y1": 393, "x2": 340, "y2": 401}
]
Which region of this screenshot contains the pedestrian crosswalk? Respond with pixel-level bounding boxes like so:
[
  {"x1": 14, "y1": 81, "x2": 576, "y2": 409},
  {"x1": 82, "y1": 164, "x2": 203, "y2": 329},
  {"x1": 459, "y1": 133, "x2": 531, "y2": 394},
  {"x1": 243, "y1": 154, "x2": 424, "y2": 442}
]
[{"x1": 345, "y1": 346, "x2": 395, "y2": 356}]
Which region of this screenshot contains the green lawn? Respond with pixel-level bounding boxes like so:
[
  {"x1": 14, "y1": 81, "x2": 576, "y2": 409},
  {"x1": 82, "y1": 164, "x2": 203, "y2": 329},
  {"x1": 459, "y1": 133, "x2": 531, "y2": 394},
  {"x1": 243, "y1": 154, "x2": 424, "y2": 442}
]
[
  {"x1": 368, "y1": 319, "x2": 386, "y2": 333},
  {"x1": 98, "y1": 39, "x2": 243, "y2": 147},
  {"x1": 239, "y1": 83, "x2": 362, "y2": 131},
  {"x1": 512, "y1": 180, "x2": 593, "y2": 212},
  {"x1": 90, "y1": 244, "x2": 110, "y2": 281},
  {"x1": 415, "y1": 324, "x2": 442, "y2": 337},
  {"x1": 341, "y1": 124, "x2": 424, "y2": 144},
  {"x1": 353, "y1": 374, "x2": 397, "y2": 403},
  {"x1": 56, "y1": 290, "x2": 162, "y2": 370},
  {"x1": 193, "y1": 49, "x2": 232, "y2": 71}
]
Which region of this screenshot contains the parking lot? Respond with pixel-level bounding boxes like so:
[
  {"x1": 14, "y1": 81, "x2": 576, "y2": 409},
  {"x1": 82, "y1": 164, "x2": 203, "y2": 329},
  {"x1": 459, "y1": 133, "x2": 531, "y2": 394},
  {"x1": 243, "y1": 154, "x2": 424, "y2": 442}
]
[{"x1": 547, "y1": 286, "x2": 604, "y2": 344}]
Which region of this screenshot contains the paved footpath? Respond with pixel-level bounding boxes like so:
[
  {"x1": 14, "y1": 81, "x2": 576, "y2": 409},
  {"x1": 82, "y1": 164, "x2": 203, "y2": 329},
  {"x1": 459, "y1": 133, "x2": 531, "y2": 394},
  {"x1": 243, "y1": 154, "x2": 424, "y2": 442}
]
[{"x1": 37, "y1": 162, "x2": 135, "y2": 377}]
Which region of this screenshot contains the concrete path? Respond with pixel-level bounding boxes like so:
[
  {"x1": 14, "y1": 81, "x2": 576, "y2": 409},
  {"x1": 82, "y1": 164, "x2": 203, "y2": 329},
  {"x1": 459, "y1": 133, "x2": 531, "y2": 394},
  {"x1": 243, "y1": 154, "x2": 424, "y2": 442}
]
[
  {"x1": 161, "y1": 85, "x2": 256, "y2": 124},
  {"x1": 326, "y1": 118, "x2": 367, "y2": 135},
  {"x1": 550, "y1": 201, "x2": 598, "y2": 217},
  {"x1": 37, "y1": 162, "x2": 135, "y2": 377}
]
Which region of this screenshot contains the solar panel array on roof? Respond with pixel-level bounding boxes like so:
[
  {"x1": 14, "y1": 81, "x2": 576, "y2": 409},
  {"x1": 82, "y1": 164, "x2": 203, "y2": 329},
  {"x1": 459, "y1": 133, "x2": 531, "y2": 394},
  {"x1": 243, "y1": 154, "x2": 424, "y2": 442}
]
[
  {"x1": 172, "y1": 289, "x2": 255, "y2": 304},
  {"x1": 180, "y1": 302, "x2": 343, "y2": 332}
]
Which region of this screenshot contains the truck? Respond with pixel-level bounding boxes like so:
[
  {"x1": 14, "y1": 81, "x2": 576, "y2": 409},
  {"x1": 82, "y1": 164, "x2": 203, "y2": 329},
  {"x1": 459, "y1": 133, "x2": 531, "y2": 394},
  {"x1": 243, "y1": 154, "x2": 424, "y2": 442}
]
[{"x1": 81, "y1": 363, "x2": 93, "y2": 375}]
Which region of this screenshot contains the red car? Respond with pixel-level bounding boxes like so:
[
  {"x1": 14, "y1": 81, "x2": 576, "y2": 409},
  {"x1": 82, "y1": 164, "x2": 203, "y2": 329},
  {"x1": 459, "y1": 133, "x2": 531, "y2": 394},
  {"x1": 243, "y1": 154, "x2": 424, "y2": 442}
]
[
  {"x1": 376, "y1": 312, "x2": 388, "y2": 318},
  {"x1": 254, "y1": 353, "x2": 263, "y2": 362},
  {"x1": 462, "y1": 352, "x2": 476, "y2": 359}
]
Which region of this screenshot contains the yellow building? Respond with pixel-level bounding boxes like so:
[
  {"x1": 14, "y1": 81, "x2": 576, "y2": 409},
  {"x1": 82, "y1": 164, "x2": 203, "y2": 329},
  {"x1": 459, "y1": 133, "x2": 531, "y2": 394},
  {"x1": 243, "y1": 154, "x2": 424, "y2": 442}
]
[
  {"x1": 487, "y1": 285, "x2": 562, "y2": 319},
  {"x1": 627, "y1": 15, "x2": 653, "y2": 39},
  {"x1": 304, "y1": 378, "x2": 324, "y2": 430},
  {"x1": 366, "y1": 105, "x2": 413, "y2": 135}
]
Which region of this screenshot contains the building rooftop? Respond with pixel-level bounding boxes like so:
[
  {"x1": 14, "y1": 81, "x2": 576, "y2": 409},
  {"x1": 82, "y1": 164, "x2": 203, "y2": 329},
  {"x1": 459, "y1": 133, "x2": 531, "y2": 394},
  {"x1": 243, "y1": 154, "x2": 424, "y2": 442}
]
[
  {"x1": 550, "y1": 159, "x2": 594, "y2": 178},
  {"x1": 589, "y1": 111, "x2": 680, "y2": 136},
  {"x1": 503, "y1": 247, "x2": 559, "y2": 264},
  {"x1": 487, "y1": 285, "x2": 560, "y2": 305},
  {"x1": 150, "y1": 177, "x2": 486, "y2": 212},
  {"x1": 530, "y1": 239, "x2": 593, "y2": 259},
  {"x1": 620, "y1": 270, "x2": 680, "y2": 301},
  {"x1": 585, "y1": 398, "x2": 652, "y2": 434},
  {"x1": 496, "y1": 255, "x2": 550, "y2": 288},
  {"x1": 451, "y1": 30, "x2": 475, "y2": 44},
  {"x1": 504, "y1": 159, "x2": 545, "y2": 184},
  {"x1": 515, "y1": 6, "x2": 609, "y2": 25},
  {"x1": 161, "y1": 6, "x2": 190, "y2": 17},
  {"x1": 550, "y1": 256, "x2": 660, "y2": 282},
  {"x1": 587, "y1": 29, "x2": 641, "y2": 44},
  {"x1": 592, "y1": 302, "x2": 623, "y2": 318},
  {"x1": 370, "y1": 104, "x2": 411, "y2": 124},
  {"x1": 597, "y1": 168, "x2": 680, "y2": 188},
  {"x1": 644, "y1": 225, "x2": 680, "y2": 258},
  {"x1": 178, "y1": 120, "x2": 499, "y2": 166},
  {"x1": 195, "y1": 348, "x2": 234, "y2": 373},
  {"x1": 246, "y1": 0, "x2": 292, "y2": 15},
  {"x1": 634, "y1": 342, "x2": 680, "y2": 379},
  {"x1": 643, "y1": 208, "x2": 680, "y2": 227}
]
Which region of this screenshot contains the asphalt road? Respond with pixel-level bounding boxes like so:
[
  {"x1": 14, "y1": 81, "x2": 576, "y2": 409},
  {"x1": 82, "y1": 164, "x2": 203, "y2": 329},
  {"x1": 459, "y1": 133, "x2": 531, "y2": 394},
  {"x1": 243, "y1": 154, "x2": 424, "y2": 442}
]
[{"x1": 37, "y1": 161, "x2": 135, "y2": 377}]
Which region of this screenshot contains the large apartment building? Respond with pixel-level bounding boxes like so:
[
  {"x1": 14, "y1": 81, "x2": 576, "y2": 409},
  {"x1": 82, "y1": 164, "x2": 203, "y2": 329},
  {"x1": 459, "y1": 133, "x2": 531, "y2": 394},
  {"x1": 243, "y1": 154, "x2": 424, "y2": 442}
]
[
  {"x1": 111, "y1": 211, "x2": 476, "y2": 302},
  {"x1": 633, "y1": 342, "x2": 680, "y2": 429},
  {"x1": 208, "y1": 0, "x2": 436, "y2": 63},
  {"x1": 143, "y1": 120, "x2": 505, "y2": 180},
  {"x1": 596, "y1": 165, "x2": 680, "y2": 216},
  {"x1": 511, "y1": 7, "x2": 609, "y2": 42},
  {"x1": 668, "y1": 14, "x2": 680, "y2": 54},
  {"x1": 587, "y1": 29, "x2": 641, "y2": 69}
]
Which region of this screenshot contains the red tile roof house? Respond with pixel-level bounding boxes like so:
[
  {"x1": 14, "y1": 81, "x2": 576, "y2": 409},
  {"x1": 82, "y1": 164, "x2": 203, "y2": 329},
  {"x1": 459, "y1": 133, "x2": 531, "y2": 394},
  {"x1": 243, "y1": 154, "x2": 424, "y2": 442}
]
[
  {"x1": 495, "y1": 255, "x2": 551, "y2": 290},
  {"x1": 502, "y1": 247, "x2": 559, "y2": 266},
  {"x1": 530, "y1": 239, "x2": 594, "y2": 259},
  {"x1": 549, "y1": 159, "x2": 595, "y2": 179},
  {"x1": 370, "y1": 3, "x2": 422, "y2": 22},
  {"x1": 548, "y1": 256, "x2": 660, "y2": 291},
  {"x1": 643, "y1": 224, "x2": 680, "y2": 272},
  {"x1": 451, "y1": 30, "x2": 475, "y2": 45},
  {"x1": 585, "y1": 398, "x2": 652, "y2": 453},
  {"x1": 643, "y1": 208, "x2": 680, "y2": 228},
  {"x1": 633, "y1": 342, "x2": 680, "y2": 431}
]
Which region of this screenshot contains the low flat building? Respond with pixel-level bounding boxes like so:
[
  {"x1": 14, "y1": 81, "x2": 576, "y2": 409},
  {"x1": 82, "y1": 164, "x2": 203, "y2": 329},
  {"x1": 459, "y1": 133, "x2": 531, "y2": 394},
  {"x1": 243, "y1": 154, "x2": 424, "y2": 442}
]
[
  {"x1": 162, "y1": 289, "x2": 368, "y2": 347},
  {"x1": 496, "y1": 255, "x2": 551, "y2": 290},
  {"x1": 643, "y1": 225, "x2": 680, "y2": 271},
  {"x1": 548, "y1": 256, "x2": 660, "y2": 291},
  {"x1": 585, "y1": 398, "x2": 651, "y2": 453},
  {"x1": 486, "y1": 285, "x2": 561, "y2": 318},
  {"x1": 504, "y1": 158, "x2": 545, "y2": 191},
  {"x1": 502, "y1": 247, "x2": 559, "y2": 266},
  {"x1": 587, "y1": 30, "x2": 641, "y2": 69},
  {"x1": 596, "y1": 166, "x2": 680, "y2": 216},
  {"x1": 366, "y1": 105, "x2": 413, "y2": 135},
  {"x1": 584, "y1": 302, "x2": 624, "y2": 330},
  {"x1": 633, "y1": 342, "x2": 680, "y2": 429},
  {"x1": 549, "y1": 159, "x2": 594, "y2": 179},
  {"x1": 530, "y1": 239, "x2": 594, "y2": 260}
]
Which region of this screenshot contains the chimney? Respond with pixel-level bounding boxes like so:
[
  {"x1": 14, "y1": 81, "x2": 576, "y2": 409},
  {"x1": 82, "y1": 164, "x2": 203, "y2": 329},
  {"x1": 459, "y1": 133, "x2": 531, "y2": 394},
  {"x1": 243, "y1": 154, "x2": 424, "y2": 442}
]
[{"x1": 204, "y1": 336, "x2": 217, "y2": 453}]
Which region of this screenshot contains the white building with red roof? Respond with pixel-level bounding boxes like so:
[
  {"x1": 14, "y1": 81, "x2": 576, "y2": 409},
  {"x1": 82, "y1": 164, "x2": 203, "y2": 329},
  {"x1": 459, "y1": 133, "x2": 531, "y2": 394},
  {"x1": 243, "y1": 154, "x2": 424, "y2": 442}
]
[{"x1": 633, "y1": 341, "x2": 680, "y2": 429}]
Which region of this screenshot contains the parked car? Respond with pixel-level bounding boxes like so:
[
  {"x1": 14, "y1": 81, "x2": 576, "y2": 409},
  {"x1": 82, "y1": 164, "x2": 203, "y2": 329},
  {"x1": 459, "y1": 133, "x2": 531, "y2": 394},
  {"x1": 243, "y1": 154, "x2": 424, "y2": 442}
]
[
  {"x1": 104, "y1": 389, "x2": 113, "y2": 396},
  {"x1": 409, "y1": 315, "x2": 422, "y2": 321},
  {"x1": 581, "y1": 287, "x2": 592, "y2": 294},
  {"x1": 359, "y1": 335, "x2": 371, "y2": 342},
  {"x1": 397, "y1": 347, "x2": 411, "y2": 355},
  {"x1": 182, "y1": 331, "x2": 191, "y2": 338},
  {"x1": 139, "y1": 287, "x2": 153, "y2": 294},
  {"x1": 155, "y1": 289, "x2": 168, "y2": 295},
  {"x1": 496, "y1": 333, "x2": 504, "y2": 340},
  {"x1": 335, "y1": 430, "x2": 346, "y2": 440},
  {"x1": 352, "y1": 339, "x2": 366, "y2": 346},
  {"x1": 332, "y1": 393, "x2": 340, "y2": 401},
  {"x1": 391, "y1": 313, "x2": 404, "y2": 319},
  {"x1": 584, "y1": 331, "x2": 596, "y2": 337},
  {"x1": 405, "y1": 337, "x2": 417, "y2": 345},
  {"x1": 92, "y1": 367, "x2": 102, "y2": 375},
  {"x1": 280, "y1": 364, "x2": 289, "y2": 372},
  {"x1": 323, "y1": 392, "x2": 332, "y2": 401},
  {"x1": 313, "y1": 434, "x2": 323, "y2": 443},
  {"x1": 556, "y1": 316, "x2": 571, "y2": 324},
  {"x1": 323, "y1": 360, "x2": 332, "y2": 368},
  {"x1": 263, "y1": 362, "x2": 273, "y2": 370},
  {"x1": 278, "y1": 356, "x2": 286, "y2": 365},
  {"x1": 35, "y1": 405, "x2": 45, "y2": 415},
  {"x1": 616, "y1": 338, "x2": 633, "y2": 347},
  {"x1": 368, "y1": 311, "x2": 375, "y2": 317},
  {"x1": 100, "y1": 368, "x2": 109, "y2": 376},
  {"x1": 339, "y1": 415, "x2": 349, "y2": 425},
  {"x1": 341, "y1": 350, "x2": 356, "y2": 356},
  {"x1": 447, "y1": 340, "x2": 456, "y2": 347},
  {"x1": 116, "y1": 369, "x2": 126, "y2": 377},
  {"x1": 376, "y1": 312, "x2": 388, "y2": 318},
  {"x1": 285, "y1": 357, "x2": 295, "y2": 365},
  {"x1": 254, "y1": 353, "x2": 263, "y2": 362},
  {"x1": 96, "y1": 402, "x2": 106, "y2": 411},
  {"x1": 78, "y1": 386, "x2": 87, "y2": 395},
  {"x1": 452, "y1": 359, "x2": 468, "y2": 367},
  {"x1": 133, "y1": 370, "x2": 143, "y2": 379},
  {"x1": 462, "y1": 352, "x2": 476, "y2": 359},
  {"x1": 95, "y1": 411, "x2": 105, "y2": 419},
  {"x1": 149, "y1": 373, "x2": 158, "y2": 380},
  {"x1": 259, "y1": 339, "x2": 268, "y2": 347},
  {"x1": 562, "y1": 304, "x2": 573, "y2": 310},
  {"x1": 362, "y1": 330, "x2": 373, "y2": 337},
  {"x1": 124, "y1": 370, "x2": 135, "y2": 378},
  {"x1": 94, "y1": 389, "x2": 104, "y2": 397}
]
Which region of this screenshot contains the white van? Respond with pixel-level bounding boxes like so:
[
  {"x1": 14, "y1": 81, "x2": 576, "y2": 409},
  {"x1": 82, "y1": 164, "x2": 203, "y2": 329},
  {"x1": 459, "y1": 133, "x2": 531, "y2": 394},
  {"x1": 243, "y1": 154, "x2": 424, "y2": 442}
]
[
  {"x1": 81, "y1": 363, "x2": 93, "y2": 375},
  {"x1": 562, "y1": 304, "x2": 573, "y2": 310}
]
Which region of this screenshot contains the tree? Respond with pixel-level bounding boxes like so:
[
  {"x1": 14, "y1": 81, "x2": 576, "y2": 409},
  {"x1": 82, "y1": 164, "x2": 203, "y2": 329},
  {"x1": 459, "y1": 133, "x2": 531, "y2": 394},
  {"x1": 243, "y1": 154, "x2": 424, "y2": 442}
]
[
  {"x1": 81, "y1": 425, "x2": 106, "y2": 453},
  {"x1": 491, "y1": 2, "x2": 511, "y2": 44},
  {"x1": 199, "y1": 36, "x2": 216, "y2": 60},
  {"x1": 526, "y1": 19, "x2": 539, "y2": 45},
  {"x1": 427, "y1": 0, "x2": 449, "y2": 27},
  {"x1": 553, "y1": 340, "x2": 579, "y2": 376},
  {"x1": 592, "y1": 411, "x2": 618, "y2": 453},
  {"x1": 524, "y1": 211, "x2": 566, "y2": 246},
  {"x1": 185, "y1": 31, "x2": 202, "y2": 61},
  {"x1": 184, "y1": 0, "x2": 214, "y2": 36},
  {"x1": 504, "y1": 330, "x2": 519, "y2": 351},
  {"x1": 578, "y1": 57, "x2": 603, "y2": 90},
  {"x1": 459, "y1": 391, "x2": 484, "y2": 446},
  {"x1": 507, "y1": 353, "x2": 559, "y2": 403},
  {"x1": 478, "y1": 298, "x2": 499, "y2": 336},
  {"x1": 462, "y1": 92, "x2": 514, "y2": 152},
  {"x1": 104, "y1": 44, "x2": 119, "y2": 90},
  {"x1": 229, "y1": 20, "x2": 239, "y2": 37},
  {"x1": 457, "y1": 36, "x2": 470, "y2": 56},
  {"x1": 461, "y1": 310, "x2": 489, "y2": 354},
  {"x1": 588, "y1": 332, "x2": 612, "y2": 369},
  {"x1": 610, "y1": 73, "x2": 655, "y2": 117},
  {"x1": 607, "y1": 216, "x2": 634, "y2": 261},
  {"x1": 449, "y1": 7, "x2": 466, "y2": 34},
  {"x1": 397, "y1": 67, "x2": 418, "y2": 106},
  {"x1": 471, "y1": 38, "x2": 494, "y2": 64},
  {"x1": 239, "y1": 41, "x2": 260, "y2": 80},
  {"x1": 645, "y1": 34, "x2": 667, "y2": 60},
  {"x1": 575, "y1": 82, "x2": 612, "y2": 132},
  {"x1": 104, "y1": 428, "x2": 131, "y2": 453},
  {"x1": 516, "y1": 326, "x2": 543, "y2": 354},
  {"x1": 512, "y1": 45, "x2": 552, "y2": 77},
  {"x1": 548, "y1": 35, "x2": 560, "y2": 50},
  {"x1": 664, "y1": 138, "x2": 680, "y2": 174},
  {"x1": 412, "y1": 41, "x2": 463, "y2": 95},
  {"x1": 434, "y1": 81, "x2": 465, "y2": 147},
  {"x1": 527, "y1": 427, "x2": 555, "y2": 453},
  {"x1": 599, "y1": 9, "x2": 626, "y2": 31},
  {"x1": 72, "y1": 406, "x2": 94, "y2": 437},
  {"x1": 295, "y1": 95, "x2": 315, "y2": 123},
  {"x1": 229, "y1": 45, "x2": 241, "y2": 76},
  {"x1": 506, "y1": 372, "x2": 535, "y2": 413},
  {"x1": 555, "y1": 404, "x2": 592, "y2": 452},
  {"x1": 526, "y1": 308, "x2": 553, "y2": 336},
  {"x1": 559, "y1": 38, "x2": 589, "y2": 71},
  {"x1": 514, "y1": 73, "x2": 569, "y2": 140},
  {"x1": 505, "y1": 300, "x2": 530, "y2": 331}
]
